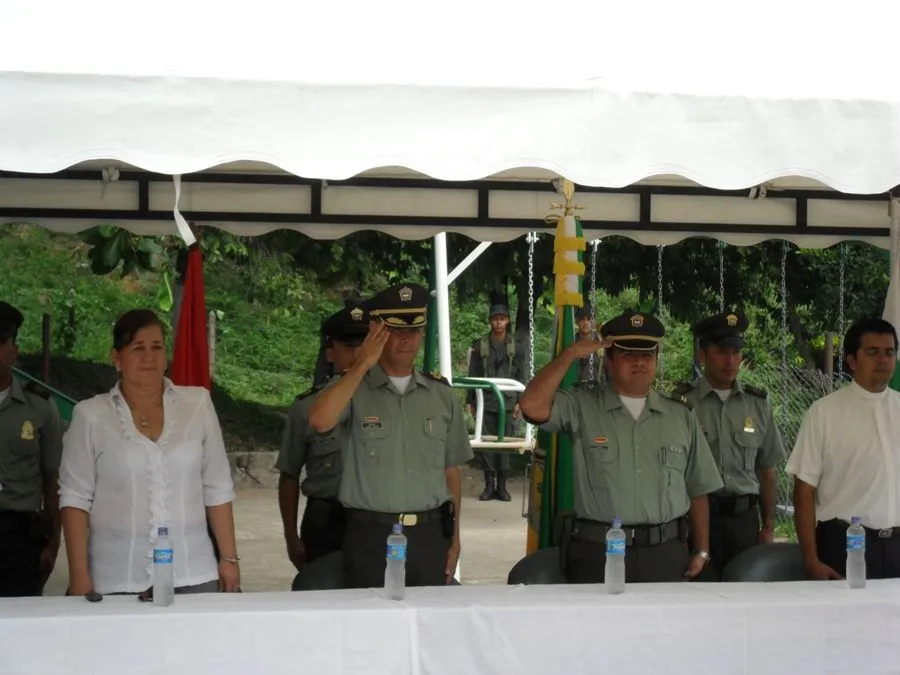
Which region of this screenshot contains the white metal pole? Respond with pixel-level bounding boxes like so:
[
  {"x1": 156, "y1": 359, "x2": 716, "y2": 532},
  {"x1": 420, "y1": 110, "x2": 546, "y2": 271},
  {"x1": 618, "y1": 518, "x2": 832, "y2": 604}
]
[
  {"x1": 433, "y1": 233, "x2": 453, "y2": 384},
  {"x1": 432, "y1": 232, "x2": 461, "y2": 583}
]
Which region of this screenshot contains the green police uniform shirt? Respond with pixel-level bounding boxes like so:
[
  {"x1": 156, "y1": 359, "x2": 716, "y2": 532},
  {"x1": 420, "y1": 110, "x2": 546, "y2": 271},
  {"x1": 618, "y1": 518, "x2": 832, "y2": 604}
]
[
  {"x1": 466, "y1": 333, "x2": 528, "y2": 412},
  {"x1": 276, "y1": 383, "x2": 343, "y2": 499},
  {"x1": 333, "y1": 364, "x2": 474, "y2": 513},
  {"x1": 540, "y1": 386, "x2": 723, "y2": 524},
  {"x1": 0, "y1": 380, "x2": 63, "y2": 512},
  {"x1": 679, "y1": 378, "x2": 786, "y2": 497}
]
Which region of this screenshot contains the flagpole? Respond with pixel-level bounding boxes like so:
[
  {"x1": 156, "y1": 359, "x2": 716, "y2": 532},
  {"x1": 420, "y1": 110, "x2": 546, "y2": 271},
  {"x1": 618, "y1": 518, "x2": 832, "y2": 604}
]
[{"x1": 535, "y1": 178, "x2": 586, "y2": 550}]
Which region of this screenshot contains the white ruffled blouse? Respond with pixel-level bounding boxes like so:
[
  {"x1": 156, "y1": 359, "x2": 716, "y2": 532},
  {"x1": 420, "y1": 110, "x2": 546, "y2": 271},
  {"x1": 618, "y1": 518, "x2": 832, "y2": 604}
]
[{"x1": 59, "y1": 379, "x2": 235, "y2": 594}]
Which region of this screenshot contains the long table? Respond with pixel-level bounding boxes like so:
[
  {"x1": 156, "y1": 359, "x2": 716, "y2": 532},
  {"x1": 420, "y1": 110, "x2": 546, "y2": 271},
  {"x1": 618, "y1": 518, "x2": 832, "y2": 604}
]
[{"x1": 2, "y1": 581, "x2": 899, "y2": 675}]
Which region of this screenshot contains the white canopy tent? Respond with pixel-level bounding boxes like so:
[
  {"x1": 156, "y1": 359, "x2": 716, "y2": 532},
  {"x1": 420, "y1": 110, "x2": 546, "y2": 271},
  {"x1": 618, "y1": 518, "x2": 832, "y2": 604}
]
[{"x1": 2, "y1": 0, "x2": 900, "y2": 379}]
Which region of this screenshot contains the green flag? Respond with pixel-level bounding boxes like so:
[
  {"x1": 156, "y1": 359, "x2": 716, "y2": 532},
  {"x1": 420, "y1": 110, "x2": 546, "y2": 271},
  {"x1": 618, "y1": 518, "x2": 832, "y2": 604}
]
[{"x1": 537, "y1": 214, "x2": 585, "y2": 548}]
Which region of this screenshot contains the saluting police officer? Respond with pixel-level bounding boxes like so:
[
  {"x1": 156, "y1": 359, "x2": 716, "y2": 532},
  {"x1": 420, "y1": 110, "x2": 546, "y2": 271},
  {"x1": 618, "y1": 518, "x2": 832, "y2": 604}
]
[
  {"x1": 277, "y1": 301, "x2": 369, "y2": 571},
  {"x1": 308, "y1": 283, "x2": 474, "y2": 588},
  {"x1": 674, "y1": 311, "x2": 785, "y2": 580},
  {"x1": 0, "y1": 302, "x2": 63, "y2": 596},
  {"x1": 520, "y1": 309, "x2": 723, "y2": 583}
]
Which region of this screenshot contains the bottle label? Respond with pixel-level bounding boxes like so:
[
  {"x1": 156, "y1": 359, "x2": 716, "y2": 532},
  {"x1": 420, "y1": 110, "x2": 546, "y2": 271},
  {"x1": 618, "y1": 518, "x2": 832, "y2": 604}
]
[
  {"x1": 846, "y1": 534, "x2": 865, "y2": 552},
  {"x1": 606, "y1": 539, "x2": 625, "y2": 556},
  {"x1": 386, "y1": 543, "x2": 407, "y2": 561},
  {"x1": 153, "y1": 548, "x2": 174, "y2": 564}
]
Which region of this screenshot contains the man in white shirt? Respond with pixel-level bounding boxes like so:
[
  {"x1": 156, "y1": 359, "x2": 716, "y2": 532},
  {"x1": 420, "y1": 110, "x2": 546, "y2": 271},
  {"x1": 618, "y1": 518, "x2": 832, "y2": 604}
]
[{"x1": 786, "y1": 317, "x2": 900, "y2": 580}]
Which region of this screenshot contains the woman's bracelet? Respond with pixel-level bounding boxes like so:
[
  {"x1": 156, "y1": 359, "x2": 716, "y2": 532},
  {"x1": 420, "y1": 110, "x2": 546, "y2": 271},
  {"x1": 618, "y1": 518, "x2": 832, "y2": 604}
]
[{"x1": 221, "y1": 555, "x2": 241, "y2": 564}]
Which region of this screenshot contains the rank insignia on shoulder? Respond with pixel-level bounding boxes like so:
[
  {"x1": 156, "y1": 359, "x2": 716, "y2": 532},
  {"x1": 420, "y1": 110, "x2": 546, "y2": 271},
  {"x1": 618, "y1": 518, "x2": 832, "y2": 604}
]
[
  {"x1": 743, "y1": 384, "x2": 768, "y2": 399},
  {"x1": 421, "y1": 370, "x2": 450, "y2": 386},
  {"x1": 23, "y1": 381, "x2": 50, "y2": 399}
]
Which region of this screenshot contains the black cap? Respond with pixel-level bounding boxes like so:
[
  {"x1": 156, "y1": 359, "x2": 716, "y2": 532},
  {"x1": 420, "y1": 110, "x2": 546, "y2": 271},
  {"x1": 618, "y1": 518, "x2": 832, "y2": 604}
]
[
  {"x1": 322, "y1": 302, "x2": 370, "y2": 344},
  {"x1": 0, "y1": 301, "x2": 24, "y2": 339},
  {"x1": 364, "y1": 283, "x2": 429, "y2": 328},
  {"x1": 600, "y1": 310, "x2": 664, "y2": 351},
  {"x1": 692, "y1": 311, "x2": 749, "y2": 349},
  {"x1": 489, "y1": 304, "x2": 509, "y2": 318},
  {"x1": 575, "y1": 305, "x2": 594, "y2": 320}
]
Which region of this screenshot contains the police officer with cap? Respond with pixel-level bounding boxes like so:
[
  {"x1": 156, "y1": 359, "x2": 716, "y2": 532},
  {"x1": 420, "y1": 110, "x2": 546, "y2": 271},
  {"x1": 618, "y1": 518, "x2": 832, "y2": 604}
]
[
  {"x1": 520, "y1": 309, "x2": 723, "y2": 583},
  {"x1": 466, "y1": 301, "x2": 528, "y2": 501},
  {"x1": 308, "y1": 282, "x2": 473, "y2": 587},
  {"x1": 0, "y1": 301, "x2": 63, "y2": 596},
  {"x1": 674, "y1": 311, "x2": 785, "y2": 580},
  {"x1": 277, "y1": 300, "x2": 370, "y2": 573}
]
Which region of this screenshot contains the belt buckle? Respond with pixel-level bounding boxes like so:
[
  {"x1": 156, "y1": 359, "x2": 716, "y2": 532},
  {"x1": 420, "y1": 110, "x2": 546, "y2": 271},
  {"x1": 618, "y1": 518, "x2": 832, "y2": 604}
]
[
  {"x1": 878, "y1": 528, "x2": 893, "y2": 538},
  {"x1": 400, "y1": 513, "x2": 418, "y2": 527}
]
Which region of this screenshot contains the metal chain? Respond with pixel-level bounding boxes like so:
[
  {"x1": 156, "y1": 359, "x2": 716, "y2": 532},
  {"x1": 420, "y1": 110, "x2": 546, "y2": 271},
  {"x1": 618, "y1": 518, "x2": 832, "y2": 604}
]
[
  {"x1": 718, "y1": 241, "x2": 725, "y2": 313},
  {"x1": 780, "y1": 241, "x2": 788, "y2": 426},
  {"x1": 837, "y1": 243, "x2": 846, "y2": 380},
  {"x1": 527, "y1": 232, "x2": 536, "y2": 381},
  {"x1": 587, "y1": 239, "x2": 600, "y2": 380},
  {"x1": 657, "y1": 244, "x2": 665, "y2": 380}
]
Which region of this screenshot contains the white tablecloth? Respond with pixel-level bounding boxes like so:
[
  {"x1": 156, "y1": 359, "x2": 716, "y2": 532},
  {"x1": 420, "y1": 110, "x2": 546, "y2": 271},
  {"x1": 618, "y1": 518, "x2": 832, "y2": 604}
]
[{"x1": 2, "y1": 581, "x2": 900, "y2": 675}]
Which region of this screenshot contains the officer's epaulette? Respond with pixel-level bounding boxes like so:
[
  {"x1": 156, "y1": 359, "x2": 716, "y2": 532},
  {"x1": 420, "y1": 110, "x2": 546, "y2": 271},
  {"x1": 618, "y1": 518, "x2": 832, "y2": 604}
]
[
  {"x1": 671, "y1": 381, "x2": 695, "y2": 399},
  {"x1": 661, "y1": 389, "x2": 693, "y2": 409},
  {"x1": 421, "y1": 370, "x2": 451, "y2": 386},
  {"x1": 742, "y1": 384, "x2": 768, "y2": 399},
  {"x1": 23, "y1": 380, "x2": 51, "y2": 399},
  {"x1": 294, "y1": 383, "x2": 322, "y2": 401}
]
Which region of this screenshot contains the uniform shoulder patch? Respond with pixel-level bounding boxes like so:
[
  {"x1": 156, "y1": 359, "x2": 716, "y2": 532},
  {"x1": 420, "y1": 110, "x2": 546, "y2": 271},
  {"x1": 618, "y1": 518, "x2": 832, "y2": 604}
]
[
  {"x1": 661, "y1": 389, "x2": 693, "y2": 409},
  {"x1": 23, "y1": 380, "x2": 51, "y2": 399},
  {"x1": 421, "y1": 370, "x2": 451, "y2": 386},
  {"x1": 671, "y1": 381, "x2": 695, "y2": 398},
  {"x1": 742, "y1": 384, "x2": 768, "y2": 399},
  {"x1": 294, "y1": 384, "x2": 320, "y2": 401}
]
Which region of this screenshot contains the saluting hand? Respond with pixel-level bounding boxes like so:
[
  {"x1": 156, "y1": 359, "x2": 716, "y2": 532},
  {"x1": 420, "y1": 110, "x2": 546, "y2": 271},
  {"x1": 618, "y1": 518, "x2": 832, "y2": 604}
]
[{"x1": 353, "y1": 320, "x2": 390, "y2": 370}]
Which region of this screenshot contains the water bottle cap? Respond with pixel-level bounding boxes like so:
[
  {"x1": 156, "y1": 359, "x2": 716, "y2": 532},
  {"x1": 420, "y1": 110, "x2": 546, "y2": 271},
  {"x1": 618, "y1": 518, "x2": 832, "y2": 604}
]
[
  {"x1": 158, "y1": 526, "x2": 168, "y2": 536},
  {"x1": 393, "y1": 522, "x2": 403, "y2": 534},
  {"x1": 851, "y1": 516, "x2": 861, "y2": 525},
  {"x1": 612, "y1": 518, "x2": 621, "y2": 528}
]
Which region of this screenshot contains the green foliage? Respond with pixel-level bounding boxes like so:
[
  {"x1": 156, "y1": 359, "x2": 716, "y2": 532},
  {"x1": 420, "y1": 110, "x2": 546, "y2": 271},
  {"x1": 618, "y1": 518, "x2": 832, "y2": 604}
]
[
  {"x1": 80, "y1": 225, "x2": 167, "y2": 277},
  {"x1": 3, "y1": 222, "x2": 890, "y2": 461}
]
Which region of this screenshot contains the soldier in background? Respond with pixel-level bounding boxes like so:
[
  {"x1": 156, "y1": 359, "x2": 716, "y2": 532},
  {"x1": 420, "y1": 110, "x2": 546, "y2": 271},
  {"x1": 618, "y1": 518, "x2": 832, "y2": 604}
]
[
  {"x1": 674, "y1": 311, "x2": 785, "y2": 580},
  {"x1": 277, "y1": 301, "x2": 369, "y2": 571},
  {"x1": 574, "y1": 305, "x2": 604, "y2": 388},
  {"x1": 466, "y1": 302, "x2": 528, "y2": 501},
  {"x1": 0, "y1": 302, "x2": 63, "y2": 596}
]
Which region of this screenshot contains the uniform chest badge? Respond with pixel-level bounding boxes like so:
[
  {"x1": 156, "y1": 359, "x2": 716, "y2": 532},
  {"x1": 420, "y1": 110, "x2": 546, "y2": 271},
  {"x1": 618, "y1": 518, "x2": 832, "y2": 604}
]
[
  {"x1": 743, "y1": 416, "x2": 755, "y2": 433},
  {"x1": 21, "y1": 421, "x2": 34, "y2": 440},
  {"x1": 592, "y1": 436, "x2": 608, "y2": 444},
  {"x1": 361, "y1": 416, "x2": 383, "y2": 430}
]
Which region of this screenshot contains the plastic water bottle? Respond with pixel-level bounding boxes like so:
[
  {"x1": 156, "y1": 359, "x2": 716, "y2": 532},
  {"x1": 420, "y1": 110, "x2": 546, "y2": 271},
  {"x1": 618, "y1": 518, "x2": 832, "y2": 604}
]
[
  {"x1": 153, "y1": 526, "x2": 175, "y2": 606},
  {"x1": 846, "y1": 516, "x2": 866, "y2": 589},
  {"x1": 384, "y1": 522, "x2": 407, "y2": 600},
  {"x1": 605, "y1": 518, "x2": 626, "y2": 594}
]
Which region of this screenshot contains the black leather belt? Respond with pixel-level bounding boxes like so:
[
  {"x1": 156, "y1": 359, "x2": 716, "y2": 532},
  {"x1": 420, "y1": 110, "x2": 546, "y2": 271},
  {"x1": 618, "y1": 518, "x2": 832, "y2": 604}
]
[
  {"x1": 709, "y1": 494, "x2": 758, "y2": 516},
  {"x1": 345, "y1": 507, "x2": 442, "y2": 527},
  {"x1": 833, "y1": 519, "x2": 900, "y2": 539},
  {"x1": 573, "y1": 517, "x2": 687, "y2": 547}
]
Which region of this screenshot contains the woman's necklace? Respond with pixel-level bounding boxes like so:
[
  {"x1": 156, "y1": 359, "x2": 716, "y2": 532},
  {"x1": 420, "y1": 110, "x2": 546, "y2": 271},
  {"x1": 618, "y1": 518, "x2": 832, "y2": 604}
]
[{"x1": 126, "y1": 397, "x2": 162, "y2": 429}]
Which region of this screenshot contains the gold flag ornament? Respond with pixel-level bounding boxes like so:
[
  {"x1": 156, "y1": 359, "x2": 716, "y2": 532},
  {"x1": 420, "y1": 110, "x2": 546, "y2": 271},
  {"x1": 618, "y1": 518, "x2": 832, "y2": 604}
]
[{"x1": 545, "y1": 179, "x2": 586, "y2": 309}]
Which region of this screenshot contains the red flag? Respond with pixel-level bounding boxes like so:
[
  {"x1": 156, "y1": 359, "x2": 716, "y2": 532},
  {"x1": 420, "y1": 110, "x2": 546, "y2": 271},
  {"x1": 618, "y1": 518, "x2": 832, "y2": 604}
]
[{"x1": 170, "y1": 246, "x2": 211, "y2": 390}]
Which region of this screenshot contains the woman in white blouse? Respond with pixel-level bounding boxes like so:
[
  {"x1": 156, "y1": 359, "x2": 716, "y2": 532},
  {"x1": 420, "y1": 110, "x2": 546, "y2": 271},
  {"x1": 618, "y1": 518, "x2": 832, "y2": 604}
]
[{"x1": 60, "y1": 309, "x2": 240, "y2": 595}]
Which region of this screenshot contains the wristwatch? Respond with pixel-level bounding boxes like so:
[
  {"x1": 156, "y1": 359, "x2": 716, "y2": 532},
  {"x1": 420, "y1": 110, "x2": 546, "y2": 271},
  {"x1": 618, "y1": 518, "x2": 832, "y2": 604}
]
[{"x1": 695, "y1": 550, "x2": 711, "y2": 563}]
